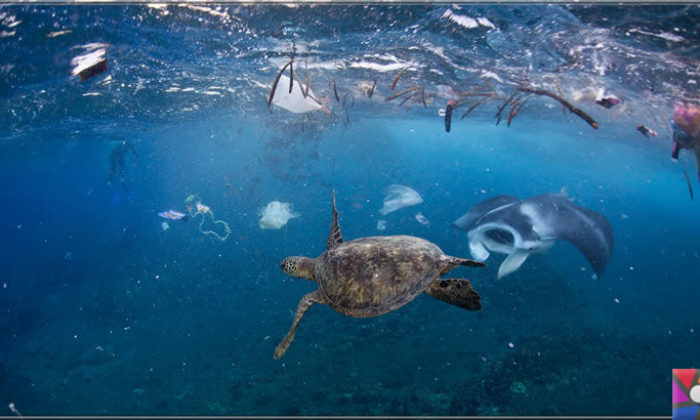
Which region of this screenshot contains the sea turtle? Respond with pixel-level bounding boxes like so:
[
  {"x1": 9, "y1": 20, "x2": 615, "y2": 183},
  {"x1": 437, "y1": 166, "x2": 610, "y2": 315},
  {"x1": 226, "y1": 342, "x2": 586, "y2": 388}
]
[{"x1": 274, "y1": 192, "x2": 486, "y2": 359}]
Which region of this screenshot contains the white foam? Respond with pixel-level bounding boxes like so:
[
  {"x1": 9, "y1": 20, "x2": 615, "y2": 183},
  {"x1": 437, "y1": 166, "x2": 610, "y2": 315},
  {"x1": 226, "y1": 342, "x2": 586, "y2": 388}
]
[
  {"x1": 349, "y1": 61, "x2": 407, "y2": 73},
  {"x1": 477, "y1": 17, "x2": 496, "y2": 29},
  {"x1": 179, "y1": 4, "x2": 240, "y2": 22},
  {"x1": 628, "y1": 28, "x2": 684, "y2": 42},
  {"x1": 442, "y1": 10, "x2": 478, "y2": 29},
  {"x1": 480, "y1": 71, "x2": 503, "y2": 83},
  {"x1": 421, "y1": 41, "x2": 474, "y2": 74}
]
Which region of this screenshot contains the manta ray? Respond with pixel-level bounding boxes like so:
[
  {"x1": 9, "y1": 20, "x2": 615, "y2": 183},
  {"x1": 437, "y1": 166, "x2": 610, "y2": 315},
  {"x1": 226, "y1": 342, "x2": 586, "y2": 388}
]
[{"x1": 454, "y1": 192, "x2": 614, "y2": 279}]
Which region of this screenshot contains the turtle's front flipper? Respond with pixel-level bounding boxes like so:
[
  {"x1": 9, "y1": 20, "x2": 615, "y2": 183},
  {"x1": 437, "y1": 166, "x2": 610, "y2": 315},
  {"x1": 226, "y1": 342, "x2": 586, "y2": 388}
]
[
  {"x1": 274, "y1": 290, "x2": 322, "y2": 359},
  {"x1": 425, "y1": 278, "x2": 482, "y2": 311}
]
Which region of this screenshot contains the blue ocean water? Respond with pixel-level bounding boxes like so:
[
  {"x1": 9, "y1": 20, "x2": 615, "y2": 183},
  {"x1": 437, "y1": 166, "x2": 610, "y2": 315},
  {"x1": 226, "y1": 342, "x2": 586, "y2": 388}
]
[{"x1": 1, "y1": 3, "x2": 699, "y2": 416}]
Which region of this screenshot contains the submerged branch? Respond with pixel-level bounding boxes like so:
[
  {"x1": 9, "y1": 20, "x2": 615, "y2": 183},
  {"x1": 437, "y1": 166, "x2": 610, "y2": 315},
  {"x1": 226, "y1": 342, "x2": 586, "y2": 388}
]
[
  {"x1": 516, "y1": 86, "x2": 599, "y2": 129},
  {"x1": 460, "y1": 96, "x2": 493, "y2": 119},
  {"x1": 684, "y1": 170, "x2": 694, "y2": 201},
  {"x1": 507, "y1": 94, "x2": 533, "y2": 126},
  {"x1": 267, "y1": 61, "x2": 292, "y2": 112},
  {"x1": 304, "y1": 58, "x2": 310, "y2": 98},
  {"x1": 368, "y1": 80, "x2": 377, "y2": 98},
  {"x1": 495, "y1": 90, "x2": 523, "y2": 125},
  {"x1": 398, "y1": 91, "x2": 418, "y2": 107},
  {"x1": 385, "y1": 86, "x2": 421, "y2": 102},
  {"x1": 333, "y1": 78, "x2": 340, "y2": 102},
  {"x1": 391, "y1": 66, "x2": 411, "y2": 91},
  {"x1": 553, "y1": 78, "x2": 566, "y2": 115},
  {"x1": 456, "y1": 92, "x2": 498, "y2": 99}
]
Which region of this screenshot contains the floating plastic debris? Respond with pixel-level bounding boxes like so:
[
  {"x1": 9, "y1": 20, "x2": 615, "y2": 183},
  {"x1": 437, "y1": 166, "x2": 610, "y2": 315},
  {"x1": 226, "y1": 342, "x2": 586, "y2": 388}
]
[
  {"x1": 8, "y1": 402, "x2": 22, "y2": 417},
  {"x1": 415, "y1": 212, "x2": 430, "y2": 227},
  {"x1": 185, "y1": 194, "x2": 231, "y2": 241},
  {"x1": 161, "y1": 221, "x2": 170, "y2": 231},
  {"x1": 158, "y1": 209, "x2": 186, "y2": 221},
  {"x1": 636, "y1": 125, "x2": 658, "y2": 138},
  {"x1": 671, "y1": 104, "x2": 700, "y2": 185},
  {"x1": 510, "y1": 381, "x2": 527, "y2": 394},
  {"x1": 47, "y1": 29, "x2": 72, "y2": 38},
  {"x1": 673, "y1": 104, "x2": 700, "y2": 139},
  {"x1": 376, "y1": 219, "x2": 387, "y2": 231},
  {"x1": 259, "y1": 201, "x2": 300, "y2": 230},
  {"x1": 71, "y1": 45, "x2": 108, "y2": 81},
  {"x1": 271, "y1": 74, "x2": 324, "y2": 114},
  {"x1": 595, "y1": 94, "x2": 620, "y2": 109},
  {"x1": 379, "y1": 184, "x2": 423, "y2": 215}
]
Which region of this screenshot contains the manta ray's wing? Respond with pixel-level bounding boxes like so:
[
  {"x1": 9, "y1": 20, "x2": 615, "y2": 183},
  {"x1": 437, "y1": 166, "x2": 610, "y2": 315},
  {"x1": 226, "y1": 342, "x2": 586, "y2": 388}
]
[
  {"x1": 453, "y1": 195, "x2": 521, "y2": 231},
  {"x1": 525, "y1": 195, "x2": 614, "y2": 275}
]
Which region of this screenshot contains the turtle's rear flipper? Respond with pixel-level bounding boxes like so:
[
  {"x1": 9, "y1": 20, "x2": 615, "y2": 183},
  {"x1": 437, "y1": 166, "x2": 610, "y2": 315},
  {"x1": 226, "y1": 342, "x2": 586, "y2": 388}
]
[
  {"x1": 274, "y1": 290, "x2": 321, "y2": 359},
  {"x1": 425, "y1": 278, "x2": 482, "y2": 311}
]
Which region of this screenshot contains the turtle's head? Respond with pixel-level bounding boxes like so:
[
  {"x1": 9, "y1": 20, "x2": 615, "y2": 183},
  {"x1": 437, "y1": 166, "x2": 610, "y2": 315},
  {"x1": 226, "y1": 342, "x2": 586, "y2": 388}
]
[{"x1": 280, "y1": 256, "x2": 316, "y2": 281}]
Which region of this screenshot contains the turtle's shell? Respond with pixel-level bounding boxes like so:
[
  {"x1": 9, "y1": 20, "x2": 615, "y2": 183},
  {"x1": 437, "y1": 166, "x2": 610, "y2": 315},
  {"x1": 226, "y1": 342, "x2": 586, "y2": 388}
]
[{"x1": 315, "y1": 235, "x2": 447, "y2": 318}]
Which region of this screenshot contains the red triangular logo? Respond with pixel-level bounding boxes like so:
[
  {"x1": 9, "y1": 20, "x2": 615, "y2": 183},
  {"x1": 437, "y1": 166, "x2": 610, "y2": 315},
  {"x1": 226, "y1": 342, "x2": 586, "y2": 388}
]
[{"x1": 674, "y1": 369, "x2": 697, "y2": 390}]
